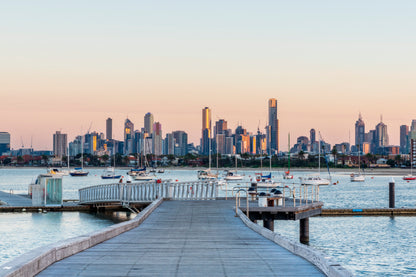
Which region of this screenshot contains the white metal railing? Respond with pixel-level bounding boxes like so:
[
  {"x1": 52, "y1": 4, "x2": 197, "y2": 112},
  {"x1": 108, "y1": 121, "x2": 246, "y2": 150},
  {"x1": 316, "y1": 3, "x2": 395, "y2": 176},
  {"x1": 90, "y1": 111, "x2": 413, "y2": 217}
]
[
  {"x1": 78, "y1": 180, "x2": 218, "y2": 205},
  {"x1": 218, "y1": 181, "x2": 320, "y2": 208}
]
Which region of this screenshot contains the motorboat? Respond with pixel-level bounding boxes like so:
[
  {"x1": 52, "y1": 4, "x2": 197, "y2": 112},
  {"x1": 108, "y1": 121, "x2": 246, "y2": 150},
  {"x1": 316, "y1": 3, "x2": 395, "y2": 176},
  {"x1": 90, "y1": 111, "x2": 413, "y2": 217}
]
[
  {"x1": 134, "y1": 172, "x2": 155, "y2": 181},
  {"x1": 403, "y1": 175, "x2": 416, "y2": 181},
  {"x1": 197, "y1": 169, "x2": 218, "y2": 180},
  {"x1": 283, "y1": 171, "x2": 294, "y2": 180},
  {"x1": 127, "y1": 167, "x2": 146, "y2": 176},
  {"x1": 101, "y1": 167, "x2": 121, "y2": 179},
  {"x1": 299, "y1": 175, "x2": 330, "y2": 186},
  {"x1": 157, "y1": 169, "x2": 165, "y2": 173},
  {"x1": 69, "y1": 167, "x2": 89, "y2": 177},
  {"x1": 224, "y1": 170, "x2": 243, "y2": 181},
  {"x1": 350, "y1": 173, "x2": 365, "y2": 182},
  {"x1": 47, "y1": 168, "x2": 69, "y2": 176}
]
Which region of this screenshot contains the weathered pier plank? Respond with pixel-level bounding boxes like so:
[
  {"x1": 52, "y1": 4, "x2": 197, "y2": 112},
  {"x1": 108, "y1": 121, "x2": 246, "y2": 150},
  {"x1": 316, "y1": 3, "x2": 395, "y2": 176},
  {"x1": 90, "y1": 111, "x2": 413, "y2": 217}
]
[{"x1": 36, "y1": 200, "x2": 325, "y2": 277}]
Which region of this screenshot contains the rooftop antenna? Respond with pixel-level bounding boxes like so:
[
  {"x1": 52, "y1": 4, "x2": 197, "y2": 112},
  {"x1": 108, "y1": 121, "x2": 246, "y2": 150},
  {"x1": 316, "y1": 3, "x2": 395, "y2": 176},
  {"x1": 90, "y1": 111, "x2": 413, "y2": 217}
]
[
  {"x1": 20, "y1": 136, "x2": 24, "y2": 148},
  {"x1": 380, "y1": 114, "x2": 383, "y2": 123},
  {"x1": 30, "y1": 136, "x2": 33, "y2": 149}
]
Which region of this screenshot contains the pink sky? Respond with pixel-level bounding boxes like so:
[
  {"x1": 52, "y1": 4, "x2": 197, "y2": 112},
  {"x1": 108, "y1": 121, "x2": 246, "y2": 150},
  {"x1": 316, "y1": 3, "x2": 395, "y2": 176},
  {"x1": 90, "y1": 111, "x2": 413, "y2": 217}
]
[{"x1": 1, "y1": 1, "x2": 415, "y2": 150}]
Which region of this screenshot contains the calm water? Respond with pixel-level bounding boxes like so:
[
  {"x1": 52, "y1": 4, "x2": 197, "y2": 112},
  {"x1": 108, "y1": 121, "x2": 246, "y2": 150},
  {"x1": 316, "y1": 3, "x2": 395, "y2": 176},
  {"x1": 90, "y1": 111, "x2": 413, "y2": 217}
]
[{"x1": 1, "y1": 167, "x2": 416, "y2": 275}]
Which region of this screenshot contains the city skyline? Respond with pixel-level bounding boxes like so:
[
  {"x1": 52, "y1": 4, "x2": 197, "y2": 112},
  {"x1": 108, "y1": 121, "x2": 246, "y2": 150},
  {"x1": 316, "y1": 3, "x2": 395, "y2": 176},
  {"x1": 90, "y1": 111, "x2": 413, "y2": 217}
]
[{"x1": 1, "y1": 1, "x2": 416, "y2": 150}]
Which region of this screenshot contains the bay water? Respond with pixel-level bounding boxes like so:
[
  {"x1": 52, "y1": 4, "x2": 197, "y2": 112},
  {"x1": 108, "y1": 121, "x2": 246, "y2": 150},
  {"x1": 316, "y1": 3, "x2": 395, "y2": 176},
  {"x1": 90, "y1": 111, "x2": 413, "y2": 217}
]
[{"x1": 1, "y1": 167, "x2": 416, "y2": 276}]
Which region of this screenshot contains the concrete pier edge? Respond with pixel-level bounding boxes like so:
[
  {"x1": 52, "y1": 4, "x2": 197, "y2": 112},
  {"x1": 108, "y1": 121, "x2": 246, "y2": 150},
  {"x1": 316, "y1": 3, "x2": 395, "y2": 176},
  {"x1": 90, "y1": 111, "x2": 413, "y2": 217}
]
[
  {"x1": 236, "y1": 208, "x2": 353, "y2": 277},
  {"x1": 0, "y1": 197, "x2": 164, "y2": 277}
]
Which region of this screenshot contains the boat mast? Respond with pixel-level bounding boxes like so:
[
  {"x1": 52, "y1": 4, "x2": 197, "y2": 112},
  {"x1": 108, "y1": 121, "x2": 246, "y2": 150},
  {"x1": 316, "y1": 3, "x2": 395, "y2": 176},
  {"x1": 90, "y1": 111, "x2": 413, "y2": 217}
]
[{"x1": 288, "y1": 133, "x2": 290, "y2": 172}]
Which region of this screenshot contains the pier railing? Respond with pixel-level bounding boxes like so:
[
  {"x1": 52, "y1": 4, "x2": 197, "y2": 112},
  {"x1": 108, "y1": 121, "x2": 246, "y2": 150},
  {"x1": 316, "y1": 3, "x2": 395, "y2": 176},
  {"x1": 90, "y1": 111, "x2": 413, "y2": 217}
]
[{"x1": 79, "y1": 181, "x2": 218, "y2": 205}]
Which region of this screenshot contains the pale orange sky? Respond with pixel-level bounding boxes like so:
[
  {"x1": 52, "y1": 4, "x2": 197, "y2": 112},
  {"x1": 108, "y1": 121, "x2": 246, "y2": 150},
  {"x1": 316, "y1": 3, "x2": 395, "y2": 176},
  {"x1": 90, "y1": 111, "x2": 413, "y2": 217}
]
[{"x1": 1, "y1": 1, "x2": 415, "y2": 150}]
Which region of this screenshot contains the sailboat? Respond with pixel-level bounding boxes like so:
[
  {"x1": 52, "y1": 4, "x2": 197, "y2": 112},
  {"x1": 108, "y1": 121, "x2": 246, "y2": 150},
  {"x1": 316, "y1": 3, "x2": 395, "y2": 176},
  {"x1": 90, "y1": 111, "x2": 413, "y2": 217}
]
[
  {"x1": 350, "y1": 147, "x2": 365, "y2": 182},
  {"x1": 403, "y1": 152, "x2": 416, "y2": 180},
  {"x1": 70, "y1": 137, "x2": 89, "y2": 177},
  {"x1": 197, "y1": 137, "x2": 218, "y2": 180},
  {"x1": 225, "y1": 155, "x2": 243, "y2": 181},
  {"x1": 300, "y1": 133, "x2": 330, "y2": 185},
  {"x1": 101, "y1": 152, "x2": 121, "y2": 179},
  {"x1": 134, "y1": 140, "x2": 155, "y2": 181},
  {"x1": 283, "y1": 133, "x2": 294, "y2": 179}
]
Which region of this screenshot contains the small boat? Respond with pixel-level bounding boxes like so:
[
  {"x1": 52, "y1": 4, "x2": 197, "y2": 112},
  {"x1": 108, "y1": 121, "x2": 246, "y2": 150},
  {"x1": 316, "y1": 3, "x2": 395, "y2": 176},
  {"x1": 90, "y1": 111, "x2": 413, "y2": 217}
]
[
  {"x1": 299, "y1": 175, "x2": 330, "y2": 186},
  {"x1": 350, "y1": 173, "x2": 365, "y2": 182},
  {"x1": 157, "y1": 169, "x2": 165, "y2": 173},
  {"x1": 403, "y1": 175, "x2": 416, "y2": 181},
  {"x1": 403, "y1": 155, "x2": 416, "y2": 180},
  {"x1": 69, "y1": 167, "x2": 89, "y2": 177},
  {"x1": 47, "y1": 168, "x2": 69, "y2": 176},
  {"x1": 283, "y1": 171, "x2": 294, "y2": 180},
  {"x1": 134, "y1": 172, "x2": 155, "y2": 181},
  {"x1": 255, "y1": 172, "x2": 272, "y2": 182},
  {"x1": 197, "y1": 169, "x2": 218, "y2": 180},
  {"x1": 101, "y1": 167, "x2": 121, "y2": 179},
  {"x1": 149, "y1": 168, "x2": 157, "y2": 173},
  {"x1": 127, "y1": 166, "x2": 146, "y2": 176},
  {"x1": 224, "y1": 170, "x2": 243, "y2": 181}
]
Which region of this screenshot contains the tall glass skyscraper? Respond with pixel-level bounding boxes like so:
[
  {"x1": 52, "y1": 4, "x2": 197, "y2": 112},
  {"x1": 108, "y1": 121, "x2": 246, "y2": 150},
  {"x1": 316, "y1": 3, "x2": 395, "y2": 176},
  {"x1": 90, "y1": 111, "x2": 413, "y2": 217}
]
[
  {"x1": 124, "y1": 118, "x2": 134, "y2": 154},
  {"x1": 144, "y1": 113, "x2": 154, "y2": 135},
  {"x1": 355, "y1": 113, "x2": 365, "y2": 151},
  {"x1": 106, "y1": 118, "x2": 112, "y2": 140},
  {"x1": 201, "y1": 107, "x2": 211, "y2": 155},
  {"x1": 267, "y1": 98, "x2": 279, "y2": 154}
]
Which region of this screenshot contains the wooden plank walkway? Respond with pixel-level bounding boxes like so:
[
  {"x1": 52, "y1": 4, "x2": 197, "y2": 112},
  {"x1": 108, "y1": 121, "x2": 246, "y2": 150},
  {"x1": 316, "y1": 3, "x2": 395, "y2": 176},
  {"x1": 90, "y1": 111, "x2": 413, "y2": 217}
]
[{"x1": 37, "y1": 200, "x2": 324, "y2": 277}]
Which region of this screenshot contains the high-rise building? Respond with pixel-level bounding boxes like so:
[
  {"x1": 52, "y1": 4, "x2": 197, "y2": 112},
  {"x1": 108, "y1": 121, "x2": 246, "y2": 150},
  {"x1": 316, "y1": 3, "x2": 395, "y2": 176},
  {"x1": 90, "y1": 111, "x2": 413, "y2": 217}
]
[
  {"x1": 375, "y1": 116, "x2": 388, "y2": 154},
  {"x1": 0, "y1": 132, "x2": 10, "y2": 155},
  {"x1": 355, "y1": 113, "x2": 365, "y2": 152},
  {"x1": 310, "y1": 129, "x2": 316, "y2": 145},
  {"x1": 164, "y1": 133, "x2": 175, "y2": 155},
  {"x1": 214, "y1": 119, "x2": 227, "y2": 137},
  {"x1": 53, "y1": 131, "x2": 67, "y2": 157},
  {"x1": 144, "y1": 113, "x2": 154, "y2": 135},
  {"x1": 153, "y1": 122, "x2": 163, "y2": 155},
  {"x1": 400, "y1": 125, "x2": 409, "y2": 154},
  {"x1": 172, "y1": 131, "x2": 188, "y2": 156},
  {"x1": 267, "y1": 98, "x2": 279, "y2": 154},
  {"x1": 201, "y1": 107, "x2": 211, "y2": 155},
  {"x1": 124, "y1": 118, "x2": 134, "y2": 154},
  {"x1": 106, "y1": 118, "x2": 112, "y2": 140}
]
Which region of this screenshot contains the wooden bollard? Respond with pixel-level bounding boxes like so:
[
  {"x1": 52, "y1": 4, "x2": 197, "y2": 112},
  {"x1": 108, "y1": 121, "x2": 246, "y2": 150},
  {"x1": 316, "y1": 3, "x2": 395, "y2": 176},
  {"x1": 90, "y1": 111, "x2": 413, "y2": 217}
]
[
  {"x1": 389, "y1": 178, "x2": 395, "y2": 209},
  {"x1": 300, "y1": 218, "x2": 309, "y2": 244}
]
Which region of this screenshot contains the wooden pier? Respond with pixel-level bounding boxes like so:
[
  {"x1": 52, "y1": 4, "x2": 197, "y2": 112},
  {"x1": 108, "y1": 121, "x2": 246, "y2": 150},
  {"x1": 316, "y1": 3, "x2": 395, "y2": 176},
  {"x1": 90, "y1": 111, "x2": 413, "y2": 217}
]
[{"x1": 36, "y1": 200, "x2": 325, "y2": 277}]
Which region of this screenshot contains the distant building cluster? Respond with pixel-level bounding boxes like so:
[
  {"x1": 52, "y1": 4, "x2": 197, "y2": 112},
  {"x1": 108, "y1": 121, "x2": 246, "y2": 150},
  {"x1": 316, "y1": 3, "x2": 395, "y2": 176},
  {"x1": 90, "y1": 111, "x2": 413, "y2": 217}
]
[
  {"x1": 66, "y1": 115, "x2": 190, "y2": 158},
  {"x1": 2, "y1": 100, "x2": 416, "y2": 162}
]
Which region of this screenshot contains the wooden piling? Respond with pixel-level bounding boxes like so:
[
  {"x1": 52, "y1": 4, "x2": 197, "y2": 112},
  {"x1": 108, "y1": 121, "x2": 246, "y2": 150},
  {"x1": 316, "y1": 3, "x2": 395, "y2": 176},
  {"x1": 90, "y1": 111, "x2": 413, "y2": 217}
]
[
  {"x1": 263, "y1": 219, "x2": 274, "y2": 231},
  {"x1": 300, "y1": 218, "x2": 309, "y2": 244},
  {"x1": 389, "y1": 179, "x2": 395, "y2": 209}
]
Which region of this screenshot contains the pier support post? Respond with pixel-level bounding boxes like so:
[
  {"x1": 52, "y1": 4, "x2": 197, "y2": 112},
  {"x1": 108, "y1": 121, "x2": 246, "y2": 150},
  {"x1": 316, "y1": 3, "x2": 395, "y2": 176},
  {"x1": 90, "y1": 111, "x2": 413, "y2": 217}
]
[
  {"x1": 300, "y1": 218, "x2": 309, "y2": 244},
  {"x1": 263, "y1": 219, "x2": 274, "y2": 231},
  {"x1": 389, "y1": 178, "x2": 395, "y2": 209}
]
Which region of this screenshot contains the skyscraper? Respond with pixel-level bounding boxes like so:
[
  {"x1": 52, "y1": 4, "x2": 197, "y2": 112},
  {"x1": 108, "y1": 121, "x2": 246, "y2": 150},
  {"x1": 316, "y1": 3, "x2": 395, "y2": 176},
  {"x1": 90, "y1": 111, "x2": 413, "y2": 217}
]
[
  {"x1": 106, "y1": 118, "x2": 112, "y2": 140},
  {"x1": 400, "y1": 125, "x2": 409, "y2": 154},
  {"x1": 355, "y1": 113, "x2": 365, "y2": 151},
  {"x1": 124, "y1": 118, "x2": 134, "y2": 154},
  {"x1": 144, "y1": 113, "x2": 154, "y2": 135},
  {"x1": 153, "y1": 122, "x2": 162, "y2": 155},
  {"x1": 173, "y1": 131, "x2": 188, "y2": 156},
  {"x1": 267, "y1": 98, "x2": 279, "y2": 154},
  {"x1": 310, "y1": 129, "x2": 316, "y2": 145},
  {"x1": 53, "y1": 131, "x2": 67, "y2": 157},
  {"x1": 201, "y1": 107, "x2": 211, "y2": 155},
  {"x1": 375, "y1": 116, "x2": 388, "y2": 153}
]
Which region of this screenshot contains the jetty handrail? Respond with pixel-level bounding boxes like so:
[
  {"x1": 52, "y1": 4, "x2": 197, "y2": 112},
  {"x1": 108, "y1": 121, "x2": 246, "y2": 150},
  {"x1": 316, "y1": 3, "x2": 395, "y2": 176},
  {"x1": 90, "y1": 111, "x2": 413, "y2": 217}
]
[{"x1": 79, "y1": 180, "x2": 218, "y2": 204}]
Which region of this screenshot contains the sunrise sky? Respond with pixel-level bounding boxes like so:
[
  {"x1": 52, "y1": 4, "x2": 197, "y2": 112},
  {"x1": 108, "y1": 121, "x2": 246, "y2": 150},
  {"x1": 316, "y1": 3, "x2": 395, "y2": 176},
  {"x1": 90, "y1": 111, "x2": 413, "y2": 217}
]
[{"x1": 1, "y1": 1, "x2": 416, "y2": 150}]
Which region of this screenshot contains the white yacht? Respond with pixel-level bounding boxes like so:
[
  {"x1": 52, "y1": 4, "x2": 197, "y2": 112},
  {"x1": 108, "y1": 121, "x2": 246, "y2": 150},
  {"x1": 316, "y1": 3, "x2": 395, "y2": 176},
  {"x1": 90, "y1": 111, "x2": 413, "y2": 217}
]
[
  {"x1": 197, "y1": 169, "x2": 218, "y2": 180},
  {"x1": 299, "y1": 175, "x2": 330, "y2": 186}
]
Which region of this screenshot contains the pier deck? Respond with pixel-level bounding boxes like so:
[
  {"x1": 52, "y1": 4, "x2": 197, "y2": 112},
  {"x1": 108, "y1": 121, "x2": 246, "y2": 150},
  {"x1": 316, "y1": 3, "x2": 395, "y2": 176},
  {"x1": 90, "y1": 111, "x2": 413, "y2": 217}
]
[{"x1": 37, "y1": 200, "x2": 324, "y2": 276}]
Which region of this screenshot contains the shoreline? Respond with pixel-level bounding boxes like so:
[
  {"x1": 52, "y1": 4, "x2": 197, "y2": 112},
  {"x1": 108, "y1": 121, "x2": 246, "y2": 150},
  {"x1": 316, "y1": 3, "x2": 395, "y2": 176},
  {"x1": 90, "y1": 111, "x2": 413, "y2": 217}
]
[{"x1": 0, "y1": 165, "x2": 413, "y2": 176}]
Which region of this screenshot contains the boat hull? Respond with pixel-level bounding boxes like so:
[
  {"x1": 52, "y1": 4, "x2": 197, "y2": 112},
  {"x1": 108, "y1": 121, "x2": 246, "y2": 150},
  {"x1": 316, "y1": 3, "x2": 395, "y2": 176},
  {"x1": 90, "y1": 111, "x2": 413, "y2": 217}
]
[{"x1": 101, "y1": 175, "x2": 122, "y2": 179}]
